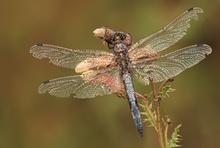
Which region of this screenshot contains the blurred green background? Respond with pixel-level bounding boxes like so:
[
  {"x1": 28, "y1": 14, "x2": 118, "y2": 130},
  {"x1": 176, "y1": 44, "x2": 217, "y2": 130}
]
[{"x1": 1, "y1": 0, "x2": 220, "y2": 147}]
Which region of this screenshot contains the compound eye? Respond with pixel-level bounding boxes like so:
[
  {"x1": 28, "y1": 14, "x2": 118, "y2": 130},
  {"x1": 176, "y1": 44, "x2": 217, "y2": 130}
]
[
  {"x1": 120, "y1": 33, "x2": 126, "y2": 40},
  {"x1": 123, "y1": 34, "x2": 132, "y2": 46},
  {"x1": 110, "y1": 33, "x2": 116, "y2": 41}
]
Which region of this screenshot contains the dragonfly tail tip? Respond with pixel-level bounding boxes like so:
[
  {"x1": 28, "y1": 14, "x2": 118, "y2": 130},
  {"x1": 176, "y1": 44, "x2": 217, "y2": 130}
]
[{"x1": 138, "y1": 128, "x2": 144, "y2": 137}]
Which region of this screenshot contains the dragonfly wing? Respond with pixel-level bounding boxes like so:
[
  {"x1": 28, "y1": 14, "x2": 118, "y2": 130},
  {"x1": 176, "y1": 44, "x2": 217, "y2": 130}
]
[
  {"x1": 129, "y1": 7, "x2": 203, "y2": 53},
  {"x1": 38, "y1": 67, "x2": 124, "y2": 98},
  {"x1": 30, "y1": 44, "x2": 114, "y2": 69},
  {"x1": 132, "y1": 44, "x2": 212, "y2": 85}
]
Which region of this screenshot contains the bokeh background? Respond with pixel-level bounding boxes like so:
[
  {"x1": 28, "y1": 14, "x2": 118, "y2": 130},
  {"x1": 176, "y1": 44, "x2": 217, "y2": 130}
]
[{"x1": 1, "y1": 0, "x2": 220, "y2": 147}]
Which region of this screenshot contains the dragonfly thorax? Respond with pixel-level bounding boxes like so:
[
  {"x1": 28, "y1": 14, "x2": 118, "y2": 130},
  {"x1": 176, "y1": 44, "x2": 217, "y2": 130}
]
[{"x1": 113, "y1": 43, "x2": 128, "y2": 54}]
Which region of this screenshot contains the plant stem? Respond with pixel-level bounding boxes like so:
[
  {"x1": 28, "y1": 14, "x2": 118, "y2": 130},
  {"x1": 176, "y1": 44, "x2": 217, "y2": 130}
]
[
  {"x1": 149, "y1": 77, "x2": 165, "y2": 148},
  {"x1": 164, "y1": 115, "x2": 172, "y2": 148},
  {"x1": 158, "y1": 78, "x2": 174, "y2": 93},
  {"x1": 136, "y1": 92, "x2": 156, "y2": 128},
  {"x1": 164, "y1": 123, "x2": 169, "y2": 148}
]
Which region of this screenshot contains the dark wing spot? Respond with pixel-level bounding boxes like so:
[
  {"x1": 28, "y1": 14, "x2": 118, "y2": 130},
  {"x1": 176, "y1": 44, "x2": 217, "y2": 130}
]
[
  {"x1": 37, "y1": 44, "x2": 43, "y2": 46},
  {"x1": 197, "y1": 44, "x2": 204, "y2": 47},
  {"x1": 43, "y1": 80, "x2": 50, "y2": 84},
  {"x1": 188, "y1": 7, "x2": 194, "y2": 11}
]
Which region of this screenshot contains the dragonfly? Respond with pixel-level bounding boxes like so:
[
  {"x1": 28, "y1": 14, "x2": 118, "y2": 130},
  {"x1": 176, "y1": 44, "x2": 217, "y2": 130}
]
[{"x1": 30, "y1": 7, "x2": 212, "y2": 137}]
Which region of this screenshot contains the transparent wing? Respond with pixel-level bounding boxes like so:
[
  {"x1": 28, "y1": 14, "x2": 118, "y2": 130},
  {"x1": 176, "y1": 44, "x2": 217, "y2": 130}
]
[
  {"x1": 132, "y1": 44, "x2": 212, "y2": 85},
  {"x1": 38, "y1": 67, "x2": 124, "y2": 98},
  {"x1": 30, "y1": 44, "x2": 114, "y2": 69},
  {"x1": 129, "y1": 7, "x2": 203, "y2": 53}
]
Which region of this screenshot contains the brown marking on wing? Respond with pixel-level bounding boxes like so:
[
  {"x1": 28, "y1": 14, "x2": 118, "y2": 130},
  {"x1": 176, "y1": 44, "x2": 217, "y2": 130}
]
[
  {"x1": 97, "y1": 75, "x2": 126, "y2": 98},
  {"x1": 129, "y1": 47, "x2": 160, "y2": 62},
  {"x1": 80, "y1": 70, "x2": 126, "y2": 98},
  {"x1": 75, "y1": 55, "x2": 114, "y2": 73}
]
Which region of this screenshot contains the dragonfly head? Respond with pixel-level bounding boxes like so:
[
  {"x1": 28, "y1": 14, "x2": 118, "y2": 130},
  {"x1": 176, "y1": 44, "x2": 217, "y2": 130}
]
[{"x1": 93, "y1": 27, "x2": 132, "y2": 49}]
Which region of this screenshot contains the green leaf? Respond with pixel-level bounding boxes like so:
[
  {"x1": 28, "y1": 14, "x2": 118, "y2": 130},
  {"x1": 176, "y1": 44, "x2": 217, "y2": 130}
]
[
  {"x1": 168, "y1": 124, "x2": 182, "y2": 148},
  {"x1": 139, "y1": 102, "x2": 156, "y2": 128},
  {"x1": 159, "y1": 85, "x2": 175, "y2": 99}
]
